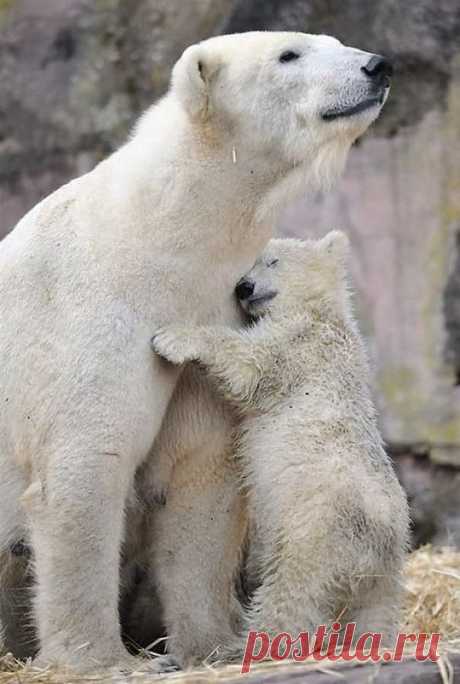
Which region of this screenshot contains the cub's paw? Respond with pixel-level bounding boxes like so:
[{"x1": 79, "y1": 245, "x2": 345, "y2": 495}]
[
  {"x1": 137, "y1": 454, "x2": 173, "y2": 509},
  {"x1": 100, "y1": 654, "x2": 181, "y2": 677},
  {"x1": 151, "y1": 326, "x2": 200, "y2": 365},
  {"x1": 132, "y1": 653, "x2": 181, "y2": 675},
  {"x1": 142, "y1": 480, "x2": 169, "y2": 508},
  {"x1": 101, "y1": 655, "x2": 181, "y2": 681}
]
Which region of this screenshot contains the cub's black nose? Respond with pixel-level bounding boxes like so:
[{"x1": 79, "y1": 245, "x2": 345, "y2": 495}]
[
  {"x1": 235, "y1": 279, "x2": 255, "y2": 301},
  {"x1": 361, "y1": 55, "x2": 393, "y2": 82}
]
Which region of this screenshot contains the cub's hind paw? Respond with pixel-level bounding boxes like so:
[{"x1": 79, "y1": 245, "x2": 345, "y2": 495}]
[
  {"x1": 151, "y1": 653, "x2": 182, "y2": 673},
  {"x1": 134, "y1": 653, "x2": 182, "y2": 674}
]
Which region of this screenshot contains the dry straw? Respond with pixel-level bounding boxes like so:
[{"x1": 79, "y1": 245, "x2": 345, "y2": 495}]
[
  {"x1": 402, "y1": 545, "x2": 460, "y2": 650},
  {"x1": 1, "y1": 545, "x2": 459, "y2": 683}
]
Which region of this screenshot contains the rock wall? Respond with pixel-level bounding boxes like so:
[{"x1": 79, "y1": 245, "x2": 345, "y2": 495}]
[
  {"x1": 0, "y1": 0, "x2": 235, "y2": 233},
  {"x1": 0, "y1": 0, "x2": 459, "y2": 540}
]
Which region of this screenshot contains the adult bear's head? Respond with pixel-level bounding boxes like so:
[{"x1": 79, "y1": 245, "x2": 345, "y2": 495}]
[{"x1": 171, "y1": 32, "x2": 391, "y2": 199}]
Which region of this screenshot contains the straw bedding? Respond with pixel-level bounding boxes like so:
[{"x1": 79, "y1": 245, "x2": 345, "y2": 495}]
[{"x1": 1, "y1": 545, "x2": 459, "y2": 683}]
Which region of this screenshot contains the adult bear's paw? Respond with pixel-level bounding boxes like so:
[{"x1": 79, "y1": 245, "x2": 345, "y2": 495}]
[{"x1": 33, "y1": 651, "x2": 181, "y2": 677}]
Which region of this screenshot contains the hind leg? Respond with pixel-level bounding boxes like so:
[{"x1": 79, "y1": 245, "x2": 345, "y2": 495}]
[
  {"x1": 0, "y1": 459, "x2": 28, "y2": 656},
  {"x1": 148, "y1": 445, "x2": 246, "y2": 667},
  {"x1": 24, "y1": 443, "x2": 135, "y2": 670},
  {"x1": 138, "y1": 366, "x2": 247, "y2": 667},
  {"x1": 351, "y1": 577, "x2": 403, "y2": 647}
]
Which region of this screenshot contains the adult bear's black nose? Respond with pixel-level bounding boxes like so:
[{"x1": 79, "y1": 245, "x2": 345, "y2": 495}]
[
  {"x1": 235, "y1": 279, "x2": 255, "y2": 301},
  {"x1": 361, "y1": 55, "x2": 393, "y2": 82}
]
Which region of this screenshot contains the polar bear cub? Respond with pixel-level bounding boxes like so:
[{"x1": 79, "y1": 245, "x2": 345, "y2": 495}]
[{"x1": 152, "y1": 232, "x2": 410, "y2": 649}]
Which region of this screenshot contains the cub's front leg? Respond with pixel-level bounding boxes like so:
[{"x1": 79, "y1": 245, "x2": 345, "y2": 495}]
[{"x1": 151, "y1": 325, "x2": 267, "y2": 406}]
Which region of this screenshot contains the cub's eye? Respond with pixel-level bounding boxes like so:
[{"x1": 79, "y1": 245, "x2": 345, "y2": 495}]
[
  {"x1": 268, "y1": 258, "x2": 279, "y2": 267},
  {"x1": 279, "y1": 51, "x2": 300, "y2": 63}
]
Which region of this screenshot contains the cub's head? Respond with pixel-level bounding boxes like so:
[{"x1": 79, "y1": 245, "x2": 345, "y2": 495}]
[
  {"x1": 235, "y1": 231, "x2": 351, "y2": 321},
  {"x1": 172, "y1": 32, "x2": 391, "y2": 191}
]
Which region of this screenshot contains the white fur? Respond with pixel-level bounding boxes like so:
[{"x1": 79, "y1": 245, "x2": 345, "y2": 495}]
[
  {"x1": 0, "y1": 31, "x2": 386, "y2": 671},
  {"x1": 152, "y1": 233, "x2": 410, "y2": 657},
  {"x1": 136, "y1": 365, "x2": 246, "y2": 667}
]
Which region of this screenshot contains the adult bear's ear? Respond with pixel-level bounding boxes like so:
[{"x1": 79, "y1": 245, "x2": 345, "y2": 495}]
[{"x1": 172, "y1": 44, "x2": 221, "y2": 120}]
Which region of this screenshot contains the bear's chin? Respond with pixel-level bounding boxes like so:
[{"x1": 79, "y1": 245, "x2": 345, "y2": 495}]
[
  {"x1": 321, "y1": 82, "x2": 390, "y2": 122},
  {"x1": 321, "y1": 95, "x2": 383, "y2": 122}
]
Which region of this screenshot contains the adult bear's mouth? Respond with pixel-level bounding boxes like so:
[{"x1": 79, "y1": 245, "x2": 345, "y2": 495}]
[{"x1": 321, "y1": 88, "x2": 388, "y2": 122}]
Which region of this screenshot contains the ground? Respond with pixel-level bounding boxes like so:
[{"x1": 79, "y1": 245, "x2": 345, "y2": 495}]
[{"x1": 1, "y1": 546, "x2": 459, "y2": 683}]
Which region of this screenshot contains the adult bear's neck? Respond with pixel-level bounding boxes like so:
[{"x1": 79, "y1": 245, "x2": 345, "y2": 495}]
[{"x1": 115, "y1": 97, "x2": 291, "y2": 254}]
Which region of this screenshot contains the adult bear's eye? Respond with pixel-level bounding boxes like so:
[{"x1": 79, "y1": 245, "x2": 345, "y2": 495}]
[
  {"x1": 279, "y1": 51, "x2": 300, "y2": 63},
  {"x1": 268, "y1": 258, "x2": 279, "y2": 267}
]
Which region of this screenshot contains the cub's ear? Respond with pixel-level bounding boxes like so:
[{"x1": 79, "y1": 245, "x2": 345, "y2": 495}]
[
  {"x1": 318, "y1": 230, "x2": 350, "y2": 265},
  {"x1": 171, "y1": 44, "x2": 221, "y2": 120}
]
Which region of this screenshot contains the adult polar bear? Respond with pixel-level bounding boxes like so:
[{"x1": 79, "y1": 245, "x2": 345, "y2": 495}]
[{"x1": 0, "y1": 32, "x2": 391, "y2": 671}]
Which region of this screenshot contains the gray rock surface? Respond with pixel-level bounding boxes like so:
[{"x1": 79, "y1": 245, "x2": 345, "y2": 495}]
[
  {"x1": 0, "y1": 0, "x2": 234, "y2": 233},
  {"x1": 0, "y1": 0, "x2": 459, "y2": 542}
]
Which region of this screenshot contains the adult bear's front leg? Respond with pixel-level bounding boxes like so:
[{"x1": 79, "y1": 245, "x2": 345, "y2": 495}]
[
  {"x1": 25, "y1": 446, "x2": 134, "y2": 670},
  {"x1": 24, "y1": 441, "x2": 175, "y2": 674}
]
